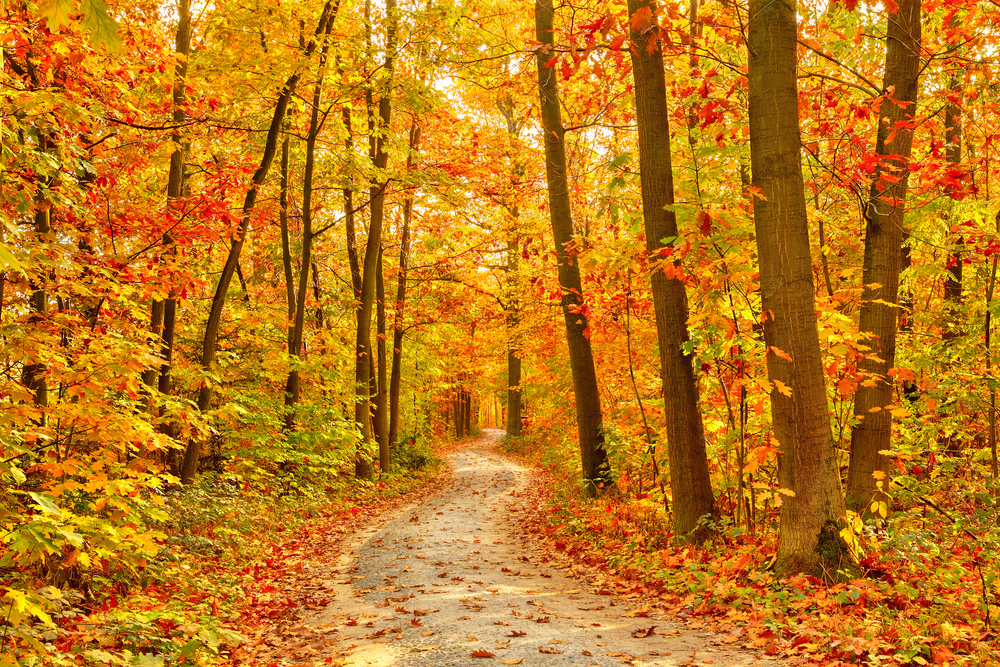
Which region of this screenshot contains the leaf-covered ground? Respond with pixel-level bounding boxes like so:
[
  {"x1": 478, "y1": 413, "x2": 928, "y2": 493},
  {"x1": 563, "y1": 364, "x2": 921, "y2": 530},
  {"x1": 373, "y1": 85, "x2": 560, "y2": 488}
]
[{"x1": 236, "y1": 431, "x2": 774, "y2": 666}]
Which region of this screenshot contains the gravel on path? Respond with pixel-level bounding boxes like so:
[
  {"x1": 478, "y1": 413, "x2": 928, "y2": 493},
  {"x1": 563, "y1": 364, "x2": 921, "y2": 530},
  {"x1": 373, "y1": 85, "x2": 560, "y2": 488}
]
[{"x1": 263, "y1": 431, "x2": 777, "y2": 667}]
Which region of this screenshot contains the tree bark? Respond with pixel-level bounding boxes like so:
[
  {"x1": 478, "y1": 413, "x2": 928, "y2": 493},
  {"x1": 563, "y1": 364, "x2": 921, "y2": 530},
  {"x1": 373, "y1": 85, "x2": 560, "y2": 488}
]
[
  {"x1": 285, "y1": 17, "x2": 334, "y2": 431},
  {"x1": 155, "y1": 0, "x2": 191, "y2": 433},
  {"x1": 375, "y1": 247, "x2": 389, "y2": 471},
  {"x1": 747, "y1": 0, "x2": 848, "y2": 576},
  {"x1": 354, "y1": 0, "x2": 396, "y2": 480},
  {"x1": 389, "y1": 121, "x2": 421, "y2": 448},
  {"x1": 183, "y1": 0, "x2": 337, "y2": 484},
  {"x1": 497, "y1": 98, "x2": 524, "y2": 438},
  {"x1": 534, "y1": 0, "x2": 609, "y2": 492},
  {"x1": 627, "y1": 0, "x2": 715, "y2": 543},
  {"x1": 942, "y1": 73, "x2": 962, "y2": 343},
  {"x1": 847, "y1": 0, "x2": 921, "y2": 510}
]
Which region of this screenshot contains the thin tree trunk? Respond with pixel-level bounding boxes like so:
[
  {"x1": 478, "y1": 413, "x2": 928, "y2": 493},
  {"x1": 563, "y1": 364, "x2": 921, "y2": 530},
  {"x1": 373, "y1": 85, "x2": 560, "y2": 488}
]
[
  {"x1": 847, "y1": 0, "x2": 921, "y2": 510},
  {"x1": 311, "y1": 261, "x2": 324, "y2": 329},
  {"x1": 505, "y1": 230, "x2": 523, "y2": 437},
  {"x1": 497, "y1": 99, "x2": 524, "y2": 438},
  {"x1": 24, "y1": 204, "x2": 50, "y2": 410},
  {"x1": 375, "y1": 247, "x2": 389, "y2": 471},
  {"x1": 156, "y1": 0, "x2": 192, "y2": 431},
  {"x1": 627, "y1": 0, "x2": 715, "y2": 543},
  {"x1": 534, "y1": 0, "x2": 609, "y2": 492},
  {"x1": 354, "y1": 0, "x2": 397, "y2": 480},
  {"x1": 747, "y1": 0, "x2": 849, "y2": 576},
  {"x1": 280, "y1": 116, "x2": 296, "y2": 354},
  {"x1": 389, "y1": 121, "x2": 421, "y2": 448},
  {"x1": 942, "y1": 74, "x2": 963, "y2": 343},
  {"x1": 987, "y1": 210, "x2": 999, "y2": 480},
  {"x1": 285, "y1": 18, "x2": 334, "y2": 431},
  {"x1": 183, "y1": 0, "x2": 337, "y2": 484}
]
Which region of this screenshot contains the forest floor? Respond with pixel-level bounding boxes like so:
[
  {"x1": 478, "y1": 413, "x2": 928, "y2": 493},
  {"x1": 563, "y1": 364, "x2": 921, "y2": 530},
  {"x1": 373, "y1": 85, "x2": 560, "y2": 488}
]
[{"x1": 234, "y1": 430, "x2": 777, "y2": 667}]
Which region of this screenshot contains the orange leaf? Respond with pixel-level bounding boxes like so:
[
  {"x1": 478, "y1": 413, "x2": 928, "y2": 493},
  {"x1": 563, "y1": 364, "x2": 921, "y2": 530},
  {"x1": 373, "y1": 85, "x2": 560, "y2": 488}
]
[
  {"x1": 539, "y1": 646, "x2": 563, "y2": 654},
  {"x1": 470, "y1": 649, "x2": 496, "y2": 658}
]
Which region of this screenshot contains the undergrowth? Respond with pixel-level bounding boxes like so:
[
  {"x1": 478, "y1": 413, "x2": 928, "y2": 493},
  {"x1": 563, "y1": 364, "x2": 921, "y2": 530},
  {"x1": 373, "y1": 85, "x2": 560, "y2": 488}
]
[
  {"x1": 503, "y1": 429, "x2": 1000, "y2": 667},
  {"x1": 1, "y1": 437, "x2": 444, "y2": 667}
]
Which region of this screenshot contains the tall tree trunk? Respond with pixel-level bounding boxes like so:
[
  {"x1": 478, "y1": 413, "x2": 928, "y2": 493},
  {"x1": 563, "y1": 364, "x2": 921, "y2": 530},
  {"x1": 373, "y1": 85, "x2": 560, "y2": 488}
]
[
  {"x1": 747, "y1": 0, "x2": 849, "y2": 576},
  {"x1": 311, "y1": 261, "x2": 324, "y2": 329},
  {"x1": 389, "y1": 121, "x2": 421, "y2": 448},
  {"x1": 183, "y1": 0, "x2": 337, "y2": 484},
  {"x1": 280, "y1": 116, "x2": 296, "y2": 355},
  {"x1": 285, "y1": 18, "x2": 334, "y2": 431},
  {"x1": 24, "y1": 204, "x2": 50, "y2": 411},
  {"x1": 627, "y1": 0, "x2": 715, "y2": 543},
  {"x1": 375, "y1": 247, "x2": 389, "y2": 471},
  {"x1": 942, "y1": 73, "x2": 963, "y2": 344},
  {"x1": 505, "y1": 230, "x2": 523, "y2": 437},
  {"x1": 156, "y1": 0, "x2": 192, "y2": 433},
  {"x1": 497, "y1": 98, "x2": 524, "y2": 438},
  {"x1": 847, "y1": 0, "x2": 922, "y2": 510},
  {"x1": 534, "y1": 0, "x2": 609, "y2": 492},
  {"x1": 354, "y1": 0, "x2": 397, "y2": 480}
]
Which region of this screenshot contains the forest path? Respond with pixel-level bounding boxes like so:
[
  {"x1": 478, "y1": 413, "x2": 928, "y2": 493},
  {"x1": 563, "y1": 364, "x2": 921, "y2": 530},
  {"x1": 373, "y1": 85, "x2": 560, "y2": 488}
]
[{"x1": 250, "y1": 430, "x2": 775, "y2": 667}]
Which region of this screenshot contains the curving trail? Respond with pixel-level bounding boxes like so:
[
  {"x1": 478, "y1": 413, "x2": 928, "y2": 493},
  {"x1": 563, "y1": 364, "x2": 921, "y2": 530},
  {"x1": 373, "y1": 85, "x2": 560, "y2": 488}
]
[{"x1": 253, "y1": 431, "x2": 775, "y2": 666}]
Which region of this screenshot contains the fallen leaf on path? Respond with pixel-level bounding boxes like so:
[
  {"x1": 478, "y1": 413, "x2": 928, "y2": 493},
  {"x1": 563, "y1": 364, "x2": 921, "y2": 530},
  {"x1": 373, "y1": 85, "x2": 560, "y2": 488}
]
[
  {"x1": 631, "y1": 625, "x2": 657, "y2": 638},
  {"x1": 410, "y1": 646, "x2": 438, "y2": 651},
  {"x1": 539, "y1": 646, "x2": 563, "y2": 654},
  {"x1": 583, "y1": 649, "x2": 593, "y2": 656},
  {"x1": 470, "y1": 649, "x2": 495, "y2": 658},
  {"x1": 420, "y1": 631, "x2": 435, "y2": 636},
  {"x1": 507, "y1": 631, "x2": 526, "y2": 637},
  {"x1": 458, "y1": 616, "x2": 472, "y2": 620},
  {"x1": 535, "y1": 616, "x2": 550, "y2": 623},
  {"x1": 500, "y1": 660, "x2": 522, "y2": 665},
  {"x1": 494, "y1": 621, "x2": 510, "y2": 626},
  {"x1": 409, "y1": 618, "x2": 422, "y2": 627}
]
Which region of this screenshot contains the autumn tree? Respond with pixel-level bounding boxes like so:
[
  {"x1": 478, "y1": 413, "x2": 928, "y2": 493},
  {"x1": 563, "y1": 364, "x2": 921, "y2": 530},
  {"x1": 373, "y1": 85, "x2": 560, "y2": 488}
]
[
  {"x1": 747, "y1": 0, "x2": 849, "y2": 575},
  {"x1": 627, "y1": 0, "x2": 715, "y2": 541},
  {"x1": 847, "y1": 0, "x2": 922, "y2": 510},
  {"x1": 534, "y1": 0, "x2": 609, "y2": 491}
]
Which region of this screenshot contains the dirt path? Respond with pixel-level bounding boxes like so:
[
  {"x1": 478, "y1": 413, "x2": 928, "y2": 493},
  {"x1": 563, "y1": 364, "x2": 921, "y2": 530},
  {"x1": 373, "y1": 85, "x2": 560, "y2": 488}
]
[{"x1": 252, "y1": 431, "x2": 775, "y2": 666}]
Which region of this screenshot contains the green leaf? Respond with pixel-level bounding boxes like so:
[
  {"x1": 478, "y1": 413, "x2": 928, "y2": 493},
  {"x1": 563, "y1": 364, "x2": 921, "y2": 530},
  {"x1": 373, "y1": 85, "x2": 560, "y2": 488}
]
[
  {"x1": 37, "y1": 0, "x2": 121, "y2": 52},
  {"x1": 604, "y1": 151, "x2": 632, "y2": 171},
  {"x1": 28, "y1": 492, "x2": 63, "y2": 518},
  {"x1": 80, "y1": 0, "x2": 122, "y2": 52},
  {"x1": 6, "y1": 464, "x2": 26, "y2": 484},
  {"x1": 38, "y1": 0, "x2": 74, "y2": 31}
]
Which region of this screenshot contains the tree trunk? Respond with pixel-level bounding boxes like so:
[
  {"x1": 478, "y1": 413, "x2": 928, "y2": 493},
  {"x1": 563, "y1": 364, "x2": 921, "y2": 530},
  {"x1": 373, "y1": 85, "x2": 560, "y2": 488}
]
[
  {"x1": 24, "y1": 204, "x2": 50, "y2": 411},
  {"x1": 747, "y1": 0, "x2": 849, "y2": 576},
  {"x1": 847, "y1": 0, "x2": 921, "y2": 510},
  {"x1": 496, "y1": 99, "x2": 524, "y2": 438},
  {"x1": 534, "y1": 0, "x2": 609, "y2": 492},
  {"x1": 280, "y1": 117, "x2": 296, "y2": 356},
  {"x1": 354, "y1": 0, "x2": 396, "y2": 480},
  {"x1": 375, "y1": 247, "x2": 389, "y2": 471},
  {"x1": 183, "y1": 0, "x2": 338, "y2": 484},
  {"x1": 505, "y1": 230, "x2": 523, "y2": 437},
  {"x1": 155, "y1": 0, "x2": 191, "y2": 433},
  {"x1": 627, "y1": 0, "x2": 715, "y2": 542},
  {"x1": 389, "y1": 121, "x2": 421, "y2": 448},
  {"x1": 285, "y1": 19, "x2": 333, "y2": 431},
  {"x1": 942, "y1": 73, "x2": 963, "y2": 343}
]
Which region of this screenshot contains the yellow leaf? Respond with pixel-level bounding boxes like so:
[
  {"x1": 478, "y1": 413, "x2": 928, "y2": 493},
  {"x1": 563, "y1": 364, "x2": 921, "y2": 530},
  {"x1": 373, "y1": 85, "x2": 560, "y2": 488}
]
[{"x1": 772, "y1": 379, "x2": 792, "y2": 397}]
